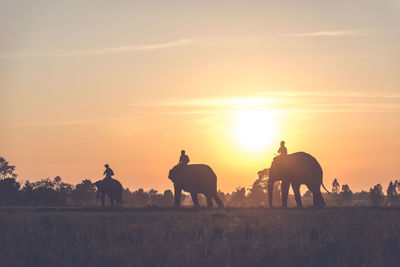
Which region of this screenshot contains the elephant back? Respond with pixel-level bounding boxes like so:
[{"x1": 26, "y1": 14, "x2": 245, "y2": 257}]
[
  {"x1": 272, "y1": 152, "x2": 323, "y2": 179},
  {"x1": 96, "y1": 179, "x2": 123, "y2": 195}
]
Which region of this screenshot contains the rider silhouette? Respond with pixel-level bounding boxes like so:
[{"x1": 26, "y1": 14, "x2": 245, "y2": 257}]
[
  {"x1": 103, "y1": 164, "x2": 114, "y2": 180},
  {"x1": 278, "y1": 141, "x2": 287, "y2": 156},
  {"x1": 178, "y1": 150, "x2": 190, "y2": 165}
]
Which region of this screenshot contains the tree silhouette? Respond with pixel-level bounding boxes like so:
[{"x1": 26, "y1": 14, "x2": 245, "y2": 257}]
[
  {"x1": 72, "y1": 179, "x2": 96, "y2": 205},
  {"x1": 231, "y1": 187, "x2": 246, "y2": 207},
  {"x1": 247, "y1": 175, "x2": 268, "y2": 206},
  {"x1": 0, "y1": 157, "x2": 17, "y2": 180},
  {"x1": 340, "y1": 184, "x2": 353, "y2": 205},
  {"x1": 332, "y1": 178, "x2": 340, "y2": 194},
  {"x1": 369, "y1": 184, "x2": 384, "y2": 206},
  {"x1": 387, "y1": 181, "x2": 396, "y2": 205},
  {"x1": 0, "y1": 178, "x2": 20, "y2": 205}
]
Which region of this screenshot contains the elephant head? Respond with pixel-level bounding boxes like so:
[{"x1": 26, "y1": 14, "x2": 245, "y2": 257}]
[{"x1": 168, "y1": 166, "x2": 178, "y2": 183}]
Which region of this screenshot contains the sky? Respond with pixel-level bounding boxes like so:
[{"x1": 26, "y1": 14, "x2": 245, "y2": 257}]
[{"x1": 1, "y1": 0, "x2": 399, "y2": 193}]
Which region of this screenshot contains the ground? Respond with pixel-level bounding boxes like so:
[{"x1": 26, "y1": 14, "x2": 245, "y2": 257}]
[{"x1": 0, "y1": 207, "x2": 399, "y2": 266}]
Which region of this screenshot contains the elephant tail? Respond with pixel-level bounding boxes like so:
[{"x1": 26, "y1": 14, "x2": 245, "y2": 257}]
[{"x1": 321, "y1": 182, "x2": 330, "y2": 194}]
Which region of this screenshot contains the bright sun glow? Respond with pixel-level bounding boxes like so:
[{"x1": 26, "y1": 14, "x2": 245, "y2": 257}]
[{"x1": 234, "y1": 109, "x2": 276, "y2": 152}]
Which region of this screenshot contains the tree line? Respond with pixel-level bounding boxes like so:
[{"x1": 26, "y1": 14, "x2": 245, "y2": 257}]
[{"x1": 1, "y1": 156, "x2": 399, "y2": 207}]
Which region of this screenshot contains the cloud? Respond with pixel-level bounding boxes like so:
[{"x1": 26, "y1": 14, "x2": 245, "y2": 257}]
[
  {"x1": 131, "y1": 91, "x2": 400, "y2": 114},
  {"x1": 0, "y1": 38, "x2": 204, "y2": 59},
  {"x1": 282, "y1": 29, "x2": 372, "y2": 37},
  {"x1": 56, "y1": 38, "x2": 202, "y2": 57}
]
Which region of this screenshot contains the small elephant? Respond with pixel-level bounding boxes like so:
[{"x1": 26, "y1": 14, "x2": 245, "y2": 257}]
[
  {"x1": 168, "y1": 164, "x2": 223, "y2": 208},
  {"x1": 268, "y1": 152, "x2": 329, "y2": 208},
  {"x1": 94, "y1": 179, "x2": 123, "y2": 207}
]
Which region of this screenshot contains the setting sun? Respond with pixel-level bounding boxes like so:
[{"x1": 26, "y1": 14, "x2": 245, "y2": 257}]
[{"x1": 233, "y1": 109, "x2": 276, "y2": 152}]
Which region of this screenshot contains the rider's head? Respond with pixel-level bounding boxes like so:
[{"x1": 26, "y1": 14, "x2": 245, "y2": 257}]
[
  {"x1": 181, "y1": 150, "x2": 185, "y2": 155},
  {"x1": 280, "y1": 141, "x2": 285, "y2": 146},
  {"x1": 104, "y1": 164, "x2": 109, "y2": 168}
]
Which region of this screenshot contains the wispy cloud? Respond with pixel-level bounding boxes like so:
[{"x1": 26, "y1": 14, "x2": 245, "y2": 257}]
[
  {"x1": 56, "y1": 38, "x2": 202, "y2": 57},
  {"x1": 0, "y1": 38, "x2": 204, "y2": 59},
  {"x1": 282, "y1": 29, "x2": 372, "y2": 37},
  {"x1": 131, "y1": 91, "x2": 400, "y2": 114}
]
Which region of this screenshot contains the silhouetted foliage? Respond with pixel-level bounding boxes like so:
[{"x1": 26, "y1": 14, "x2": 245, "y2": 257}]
[
  {"x1": 0, "y1": 178, "x2": 20, "y2": 205},
  {"x1": 340, "y1": 184, "x2": 353, "y2": 205},
  {"x1": 386, "y1": 180, "x2": 399, "y2": 205},
  {"x1": 0, "y1": 157, "x2": 17, "y2": 180},
  {"x1": 247, "y1": 175, "x2": 268, "y2": 206},
  {"x1": 332, "y1": 178, "x2": 340, "y2": 194},
  {"x1": 231, "y1": 187, "x2": 247, "y2": 207},
  {"x1": 72, "y1": 179, "x2": 96, "y2": 205},
  {"x1": 369, "y1": 184, "x2": 384, "y2": 206}
]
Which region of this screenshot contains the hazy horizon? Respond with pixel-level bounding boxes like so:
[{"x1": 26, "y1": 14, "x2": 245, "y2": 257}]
[{"x1": 1, "y1": 0, "x2": 399, "y2": 193}]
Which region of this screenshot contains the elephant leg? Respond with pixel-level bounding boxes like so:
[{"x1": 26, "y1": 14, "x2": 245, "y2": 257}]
[
  {"x1": 101, "y1": 194, "x2": 105, "y2": 207},
  {"x1": 191, "y1": 192, "x2": 200, "y2": 207},
  {"x1": 174, "y1": 186, "x2": 182, "y2": 207},
  {"x1": 213, "y1": 194, "x2": 224, "y2": 207},
  {"x1": 110, "y1": 197, "x2": 114, "y2": 206},
  {"x1": 313, "y1": 186, "x2": 326, "y2": 207},
  {"x1": 206, "y1": 195, "x2": 213, "y2": 208},
  {"x1": 292, "y1": 183, "x2": 303, "y2": 208},
  {"x1": 281, "y1": 181, "x2": 290, "y2": 208},
  {"x1": 117, "y1": 195, "x2": 123, "y2": 206}
]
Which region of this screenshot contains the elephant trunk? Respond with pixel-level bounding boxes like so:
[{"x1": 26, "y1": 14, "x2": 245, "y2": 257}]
[{"x1": 268, "y1": 180, "x2": 274, "y2": 207}]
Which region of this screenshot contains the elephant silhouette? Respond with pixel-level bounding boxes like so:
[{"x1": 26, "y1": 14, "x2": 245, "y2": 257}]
[
  {"x1": 267, "y1": 152, "x2": 329, "y2": 208},
  {"x1": 168, "y1": 164, "x2": 223, "y2": 208},
  {"x1": 94, "y1": 178, "x2": 123, "y2": 207}
]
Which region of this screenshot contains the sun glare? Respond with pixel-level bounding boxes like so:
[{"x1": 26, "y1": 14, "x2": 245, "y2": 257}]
[{"x1": 233, "y1": 109, "x2": 276, "y2": 152}]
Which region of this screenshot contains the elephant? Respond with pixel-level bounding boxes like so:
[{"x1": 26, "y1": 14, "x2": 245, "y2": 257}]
[
  {"x1": 267, "y1": 152, "x2": 329, "y2": 208},
  {"x1": 94, "y1": 178, "x2": 123, "y2": 206},
  {"x1": 168, "y1": 164, "x2": 224, "y2": 208}
]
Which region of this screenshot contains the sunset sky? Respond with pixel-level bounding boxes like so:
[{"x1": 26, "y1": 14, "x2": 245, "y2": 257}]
[{"x1": 1, "y1": 0, "x2": 399, "y2": 193}]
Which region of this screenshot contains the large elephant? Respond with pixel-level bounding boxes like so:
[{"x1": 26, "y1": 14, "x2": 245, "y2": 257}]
[
  {"x1": 168, "y1": 164, "x2": 223, "y2": 208},
  {"x1": 94, "y1": 178, "x2": 123, "y2": 206},
  {"x1": 268, "y1": 152, "x2": 329, "y2": 208}
]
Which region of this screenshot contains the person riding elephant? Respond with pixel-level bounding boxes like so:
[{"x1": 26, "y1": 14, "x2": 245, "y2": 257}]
[
  {"x1": 267, "y1": 152, "x2": 329, "y2": 208},
  {"x1": 103, "y1": 164, "x2": 114, "y2": 180},
  {"x1": 168, "y1": 164, "x2": 223, "y2": 208},
  {"x1": 277, "y1": 141, "x2": 287, "y2": 156},
  {"x1": 178, "y1": 150, "x2": 190, "y2": 166}
]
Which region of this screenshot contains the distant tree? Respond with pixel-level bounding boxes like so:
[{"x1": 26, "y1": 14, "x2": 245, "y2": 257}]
[
  {"x1": 148, "y1": 189, "x2": 160, "y2": 204},
  {"x1": 21, "y1": 180, "x2": 34, "y2": 204},
  {"x1": 72, "y1": 179, "x2": 96, "y2": 205},
  {"x1": 161, "y1": 190, "x2": 174, "y2": 206},
  {"x1": 217, "y1": 190, "x2": 227, "y2": 205},
  {"x1": 231, "y1": 187, "x2": 246, "y2": 207},
  {"x1": 132, "y1": 188, "x2": 150, "y2": 207},
  {"x1": 352, "y1": 190, "x2": 369, "y2": 206},
  {"x1": 340, "y1": 184, "x2": 353, "y2": 205},
  {"x1": 0, "y1": 157, "x2": 17, "y2": 180},
  {"x1": 0, "y1": 178, "x2": 21, "y2": 205},
  {"x1": 31, "y1": 178, "x2": 58, "y2": 205},
  {"x1": 332, "y1": 179, "x2": 340, "y2": 194},
  {"x1": 369, "y1": 184, "x2": 384, "y2": 206},
  {"x1": 387, "y1": 181, "x2": 397, "y2": 205},
  {"x1": 247, "y1": 175, "x2": 268, "y2": 206}
]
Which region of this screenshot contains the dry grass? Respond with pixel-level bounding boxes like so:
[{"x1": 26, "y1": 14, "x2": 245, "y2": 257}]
[{"x1": 0, "y1": 207, "x2": 400, "y2": 266}]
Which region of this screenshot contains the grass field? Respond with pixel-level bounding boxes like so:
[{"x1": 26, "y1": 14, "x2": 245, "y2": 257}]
[{"x1": 1, "y1": 207, "x2": 399, "y2": 266}]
